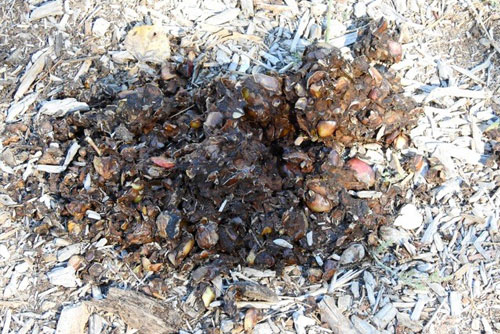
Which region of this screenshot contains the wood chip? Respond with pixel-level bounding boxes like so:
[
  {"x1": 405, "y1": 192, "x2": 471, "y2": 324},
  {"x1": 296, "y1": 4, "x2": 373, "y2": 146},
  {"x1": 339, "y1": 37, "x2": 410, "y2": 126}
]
[
  {"x1": 55, "y1": 303, "x2": 89, "y2": 334},
  {"x1": 6, "y1": 92, "x2": 38, "y2": 122},
  {"x1": 449, "y1": 291, "x2": 462, "y2": 317},
  {"x1": 89, "y1": 287, "x2": 181, "y2": 333},
  {"x1": 39, "y1": 98, "x2": 89, "y2": 117},
  {"x1": 37, "y1": 141, "x2": 81, "y2": 173},
  {"x1": 319, "y1": 296, "x2": 358, "y2": 334},
  {"x1": 205, "y1": 8, "x2": 240, "y2": 25},
  {"x1": 14, "y1": 48, "x2": 51, "y2": 101},
  {"x1": 30, "y1": 0, "x2": 63, "y2": 21}
]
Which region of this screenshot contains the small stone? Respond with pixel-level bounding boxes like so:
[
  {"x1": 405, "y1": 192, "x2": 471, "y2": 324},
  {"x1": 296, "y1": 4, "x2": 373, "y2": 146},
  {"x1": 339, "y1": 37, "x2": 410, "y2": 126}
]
[
  {"x1": 354, "y1": 2, "x2": 367, "y2": 18},
  {"x1": 339, "y1": 244, "x2": 365, "y2": 264},
  {"x1": 92, "y1": 18, "x2": 110, "y2": 37},
  {"x1": 204, "y1": 112, "x2": 224, "y2": 128},
  {"x1": 393, "y1": 204, "x2": 423, "y2": 230}
]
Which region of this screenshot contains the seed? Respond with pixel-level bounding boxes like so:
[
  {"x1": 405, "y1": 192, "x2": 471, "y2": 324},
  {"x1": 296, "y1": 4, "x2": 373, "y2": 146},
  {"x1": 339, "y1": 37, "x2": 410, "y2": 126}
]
[
  {"x1": 305, "y1": 191, "x2": 333, "y2": 213},
  {"x1": 346, "y1": 158, "x2": 375, "y2": 187},
  {"x1": 317, "y1": 120, "x2": 337, "y2": 138}
]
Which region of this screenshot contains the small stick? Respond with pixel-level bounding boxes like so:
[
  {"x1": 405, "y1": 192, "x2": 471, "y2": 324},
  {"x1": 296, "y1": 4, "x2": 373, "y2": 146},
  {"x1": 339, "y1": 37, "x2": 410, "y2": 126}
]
[{"x1": 85, "y1": 137, "x2": 102, "y2": 156}]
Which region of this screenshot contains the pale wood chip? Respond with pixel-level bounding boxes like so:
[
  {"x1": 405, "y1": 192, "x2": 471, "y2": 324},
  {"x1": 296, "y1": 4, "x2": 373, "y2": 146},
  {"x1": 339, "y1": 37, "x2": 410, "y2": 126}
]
[{"x1": 14, "y1": 48, "x2": 52, "y2": 101}]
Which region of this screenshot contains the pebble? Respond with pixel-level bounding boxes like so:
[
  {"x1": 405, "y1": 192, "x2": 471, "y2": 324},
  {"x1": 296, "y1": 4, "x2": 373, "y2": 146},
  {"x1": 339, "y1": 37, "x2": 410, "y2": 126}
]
[
  {"x1": 92, "y1": 18, "x2": 110, "y2": 37},
  {"x1": 354, "y1": 2, "x2": 367, "y2": 18},
  {"x1": 339, "y1": 243, "x2": 365, "y2": 264},
  {"x1": 394, "y1": 204, "x2": 423, "y2": 230}
]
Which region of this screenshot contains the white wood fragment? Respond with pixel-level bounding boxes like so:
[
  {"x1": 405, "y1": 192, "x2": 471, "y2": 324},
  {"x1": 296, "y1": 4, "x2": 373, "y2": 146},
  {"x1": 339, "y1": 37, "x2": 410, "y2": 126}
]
[
  {"x1": 240, "y1": 0, "x2": 254, "y2": 16},
  {"x1": 351, "y1": 281, "x2": 360, "y2": 299},
  {"x1": 449, "y1": 291, "x2": 462, "y2": 317},
  {"x1": 284, "y1": 0, "x2": 299, "y2": 15},
  {"x1": 30, "y1": 0, "x2": 63, "y2": 21},
  {"x1": 57, "y1": 243, "x2": 84, "y2": 262},
  {"x1": 74, "y1": 59, "x2": 92, "y2": 82},
  {"x1": 425, "y1": 87, "x2": 491, "y2": 103},
  {"x1": 55, "y1": 303, "x2": 90, "y2": 334},
  {"x1": 373, "y1": 303, "x2": 397, "y2": 329},
  {"x1": 0, "y1": 244, "x2": 9, "y2": 260},
  {"x1": 238, "y1": 54, "x2": 250, "y2": 73},
  {"x1": 47, "y1": 266, "x2": 80, "y2": 288},
  {"x1": 351, "y1": 315, "x2": 379, "y2": 334},
  {"x1": 293, "y1": 309, "x2": 316, "y2": 334},
  {"x1": 427, "y1": 282, "x2": 446, "y2": 297},
  {"x1": 37, "y1": 141, "x2": 81, "y2": 173},
  {"x1": 329, "y1": 31, "x2": 358, "y2": 48},
  {"x1": 6, "y1": 92, "x2": 38, "y2": 122},
  {"x1": 18, "y1": 318, "x2": 35, "y2": 334},
  {"x1": 290, "y1": 10, "x2": 310, "y2": 52},
  {"x1": 14, "y1": 48, "x2": 51, "y2": 101},
  {"x1": 411, "y1": 295, "x2": 428, "y2": 321},
  {"x1": 306, "y1": 231, "x2": 313, "y2": 246},
  {"x1": 481, "y1": 317, "x2": 493, "y2": 334},
  {"x1": 88, "y1": 314, "x2": 105, "y2": 334},
  {"x1": 0, "y1": 194, "x2": 17, "y2": 206},
  {"x1": 92, "y1": 18, "x2": 110, "y2": 37},
  {"x1": 1, "y1": 309, "x2": 11, "y2": 334},
  {"x1": 421, "y1": 213, "x2": 443, "y2": 244},
  {"x1": 86, "y1": 210, "x2": 102, "y2": 220},
  {"x1": 110, "y1": 50, "x2": 134, "y2": 64},
  {"x1": 39, "y1": 98, "x2": 89, "y2": 117},
  {"x1": 273, "y1": 239, "x2": 293, "y2": 249},
  {"x1": 205, "y1": 8, "x2": 240, "y2": 25}
]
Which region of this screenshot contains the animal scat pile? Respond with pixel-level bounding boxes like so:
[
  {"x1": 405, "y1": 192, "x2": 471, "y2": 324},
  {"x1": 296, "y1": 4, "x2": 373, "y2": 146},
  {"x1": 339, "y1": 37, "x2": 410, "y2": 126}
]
[{"x1": 21, "y1": 21, "x2": 421, "y2": 284}]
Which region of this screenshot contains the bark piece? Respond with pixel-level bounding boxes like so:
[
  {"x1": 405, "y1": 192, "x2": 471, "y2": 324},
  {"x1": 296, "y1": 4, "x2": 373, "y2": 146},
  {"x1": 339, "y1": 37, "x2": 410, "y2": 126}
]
[{"x1": 90, "y1": 287, "x2": 182, "y2": 334}]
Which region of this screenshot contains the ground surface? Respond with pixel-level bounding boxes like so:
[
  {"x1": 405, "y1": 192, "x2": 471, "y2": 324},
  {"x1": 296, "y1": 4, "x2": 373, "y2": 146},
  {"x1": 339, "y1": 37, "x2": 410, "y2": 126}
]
[{"x1": 0, "y1": 0, "x2": 499, "y2": 334}]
